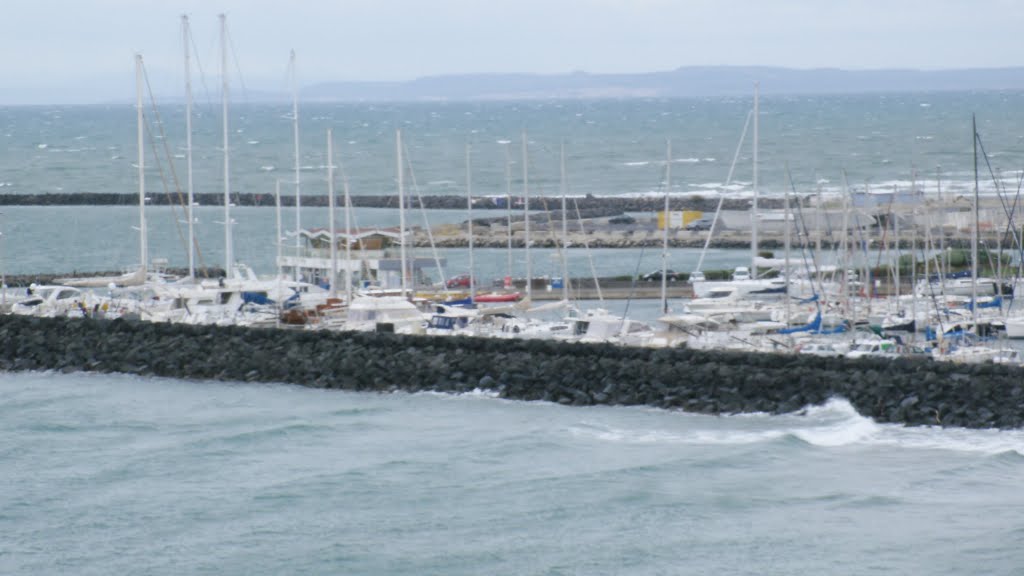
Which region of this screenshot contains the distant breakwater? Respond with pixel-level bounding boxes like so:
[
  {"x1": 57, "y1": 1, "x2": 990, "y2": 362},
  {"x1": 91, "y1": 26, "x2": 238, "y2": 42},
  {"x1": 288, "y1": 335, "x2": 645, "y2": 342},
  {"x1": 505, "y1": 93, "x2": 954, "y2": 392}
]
[
  {"x1": 0, "y1": 193, "x2": 790, "y2": 213},
  {"x1": 2, "y1": 268, "x2": 226, "y2": 287},
  {"x1": 2, "y1": 315, "x2": 1021, "y2": 429}
]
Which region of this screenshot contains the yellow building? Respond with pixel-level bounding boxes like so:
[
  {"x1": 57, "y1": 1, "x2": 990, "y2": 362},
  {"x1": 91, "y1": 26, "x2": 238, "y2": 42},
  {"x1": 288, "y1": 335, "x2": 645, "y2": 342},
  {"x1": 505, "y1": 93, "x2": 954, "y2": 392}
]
[{"x1": 657, "y1": 210, "x2": 702, "y2": 229}]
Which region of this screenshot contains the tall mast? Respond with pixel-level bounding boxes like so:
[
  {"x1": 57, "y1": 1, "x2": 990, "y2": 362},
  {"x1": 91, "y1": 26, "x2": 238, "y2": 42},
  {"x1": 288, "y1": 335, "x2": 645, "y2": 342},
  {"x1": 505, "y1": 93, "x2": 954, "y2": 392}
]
[
  {"x1": 661, "y1": 140, "x2": 671, "y2": 314},
  {"x1": 815, "y1": 181, "x2": 823, "y2": 290},
  {"x1": 937, "y1": 167, "x2": 947, "y2": 282},
  {"x1": 397, "y1": 129, "x2": 408, "y2": 297},
  {"x1": 751, "y1": 81, "x2": 760, "y2": 279},
  {"x1": 343, "y1": 169, "x2": 353, "y2": 303},
  {"x1": 893, "y1": 187, "x2": 901, "y2": 306},
  {"x1": 466, "y1": 143, "x2": 476, "y2": 301},
  {"x1": 275, "y1": 179, "x2": 282, "y2": 279},
  {"x1": 972, "y1": 114, "x2": 979, "y2": 333},
  {"x1": 136, "y1": 54, "x2": 148, "y2": 274},
  {"x1": 274, "y1": 179, "x2": 282, "y2": 327},
  {"x1": 219, "y1": 13, "x2": 233, "y2": 275},
  {"x1": 182, "y1": 15, "x2": 195, "y2": 279},
  {"x1": 560, "y1": 141, "x2": 570, "y2": 304},
  {"x1": 841, "y1": 171, "x2": 851, "y2": 319},
  {"x1": 328, "y1": 129, "x2": 337, "y2": 299},
  {"x1": 505, "y1": 141, "x2": 513, "y2": 285},
  {"x1": 783, "y1": 172, "x2": 792, "y2": 325},
  {"x1": 291, "y1": 49, "x2": 302, "y2": 282},
  {"x1": 522, "y1": 131, "x2": 531, "y2": 300}
]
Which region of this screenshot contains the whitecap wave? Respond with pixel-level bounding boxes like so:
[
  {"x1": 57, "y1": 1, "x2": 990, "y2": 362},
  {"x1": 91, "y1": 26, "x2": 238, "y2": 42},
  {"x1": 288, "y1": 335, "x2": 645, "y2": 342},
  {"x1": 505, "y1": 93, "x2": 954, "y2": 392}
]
[
  {"x1": 783, "y1": 398, "x2": 1024, "y2": 456},
  {"x1": 459, "y1": 388, "x2": 502, "y2": 399},
  {"x1": 870, "y1": 425, "x2": 1024, "y2": 456},
  {"x1": 568, "y1": 421, "x2": 786, "y2": 446},
  {"x1": 786, "y1": 398, "x2": 881, "y2": 447}
]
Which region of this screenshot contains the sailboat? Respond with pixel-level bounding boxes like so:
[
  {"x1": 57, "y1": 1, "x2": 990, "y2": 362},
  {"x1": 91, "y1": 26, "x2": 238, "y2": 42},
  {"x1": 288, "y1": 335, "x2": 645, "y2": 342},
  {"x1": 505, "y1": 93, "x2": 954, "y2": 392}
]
[
  {"x1": 689, "y1": 85, "x2": 789, "y2": 301},
  {"x1": 60, "y1": 54, "x2": 151, "y2": 289}
]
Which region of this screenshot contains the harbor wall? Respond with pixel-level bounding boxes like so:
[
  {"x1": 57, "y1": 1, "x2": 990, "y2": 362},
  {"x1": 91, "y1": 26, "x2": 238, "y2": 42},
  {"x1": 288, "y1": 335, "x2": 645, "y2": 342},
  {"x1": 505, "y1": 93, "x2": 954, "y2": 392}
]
[
  {"x1": 1, "y1": 315, "x2": 1021, "y2": 429},
  {"x1": 0, "y1": 193, "x2": 785, "y2": 212}
]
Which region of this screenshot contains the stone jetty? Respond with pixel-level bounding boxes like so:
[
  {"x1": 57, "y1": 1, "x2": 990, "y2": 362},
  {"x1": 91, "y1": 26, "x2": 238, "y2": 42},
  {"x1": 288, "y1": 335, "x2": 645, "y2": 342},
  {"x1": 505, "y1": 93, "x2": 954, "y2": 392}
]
[
  {"x1": 2, "y1": 315, "x2": 1022, "y2": 429},
  {"x1": 0, "y1": 192, "x2": 786, "y2": 212}
]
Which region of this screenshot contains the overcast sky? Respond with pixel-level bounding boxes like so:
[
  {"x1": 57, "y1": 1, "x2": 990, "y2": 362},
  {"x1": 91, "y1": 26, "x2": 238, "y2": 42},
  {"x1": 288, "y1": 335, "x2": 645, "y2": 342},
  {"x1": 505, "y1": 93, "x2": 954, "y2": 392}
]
[{"x1": 2, "y1": 0, "x2": 1022, "y2": 104}]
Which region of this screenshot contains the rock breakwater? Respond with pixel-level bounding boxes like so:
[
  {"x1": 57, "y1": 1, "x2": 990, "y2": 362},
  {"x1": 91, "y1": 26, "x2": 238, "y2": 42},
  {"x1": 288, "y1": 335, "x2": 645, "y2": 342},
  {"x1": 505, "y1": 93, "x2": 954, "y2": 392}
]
[
  {"x1": 0, "y1": 192, "x2": 790, "y2": 212},
  {"x1": 2, "y1": 315, "x2": 1021, "y2": 429}
]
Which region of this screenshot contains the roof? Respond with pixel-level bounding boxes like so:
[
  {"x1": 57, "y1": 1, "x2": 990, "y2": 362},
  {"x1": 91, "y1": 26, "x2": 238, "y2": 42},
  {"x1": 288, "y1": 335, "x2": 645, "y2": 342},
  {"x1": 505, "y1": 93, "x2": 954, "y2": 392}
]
[{"x1": 299, "y1": 227, "x2": 407, "y2": 242}]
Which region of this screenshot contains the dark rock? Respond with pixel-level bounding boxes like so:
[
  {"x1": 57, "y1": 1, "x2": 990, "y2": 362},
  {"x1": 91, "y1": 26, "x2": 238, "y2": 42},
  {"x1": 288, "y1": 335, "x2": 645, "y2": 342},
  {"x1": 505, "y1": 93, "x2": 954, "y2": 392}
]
[{"x1": 0, "y1": 315, "x2": 1021, "y2": 429}]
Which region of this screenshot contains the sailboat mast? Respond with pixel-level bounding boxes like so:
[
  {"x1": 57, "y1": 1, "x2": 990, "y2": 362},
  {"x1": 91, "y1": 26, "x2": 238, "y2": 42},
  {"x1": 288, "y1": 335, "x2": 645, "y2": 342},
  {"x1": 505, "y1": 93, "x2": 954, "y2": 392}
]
[
  {"x1": 328, "y1": 129, "x2": 338, "y2": 299},
  {"x1": 291, "y1": 50, "x2": 301, "y2": 282},
  {"x1": 522, "y1": 131, "x2": 531, "y2": 301},
  {"x1": 398, "y1": 129, "x2": 408, "y2": 297},
  {"x1": 219, "y1": 13, "x2": 233, "y2": 275},
  {"x1": 941, "y1": 167, "x2": 950, "y2": 283},
  {"x1": 466, "y1": 143, "x2": 476, "y2": 301},
  {"x1": 972, "y1": 114, "x2": 980, "y2": 333},
  {"x1": 136, "y1": 54, "x2": 148, "y2": 274},
  {"x1": 275, "y1": 179, "x2": 282, "y2": 279},
  {"x1": 504, "y1": 142, "x2": 513, "y2": 284},
  {"x1": 751, "y1": 81, "x2": 760, "y2": 279},
  {"x1": 783, "y1": 173, "x2": 791, "y2": 325},
  {"x1": 841, "y1": 171, "x2": 851, "y2": 319},
  {"x1": 893, "y1": 189, "x2": 901, "y2": 305},
  {"x1": 274, "y1": 178, "x2": 282, "y2": 328},
  {"x1": 661, "y1": 140, "x2": 671, "y2": 314},
  {"x1": 182, "y1": 15, "x2": 195, "y2": 279},
  {"x1": 343, "y1": 173, "x2": 353, "y2": 303},
  {"x1": 560, "y1": 141, "x2": 570, "y2": 304}
]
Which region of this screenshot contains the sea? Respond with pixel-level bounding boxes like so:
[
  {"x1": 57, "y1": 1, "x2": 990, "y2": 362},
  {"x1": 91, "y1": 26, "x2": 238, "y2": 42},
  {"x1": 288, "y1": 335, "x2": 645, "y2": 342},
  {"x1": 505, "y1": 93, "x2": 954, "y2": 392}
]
[
  {"x1": 3, "y1": 93, "x2": 1024, "y2": 278},
  {"x1": 3, "y1": 371, "x2": 1024, "y2": 575},
  {"x1": 3, "y1": 94, "x2": 1024, "y2": 573}
]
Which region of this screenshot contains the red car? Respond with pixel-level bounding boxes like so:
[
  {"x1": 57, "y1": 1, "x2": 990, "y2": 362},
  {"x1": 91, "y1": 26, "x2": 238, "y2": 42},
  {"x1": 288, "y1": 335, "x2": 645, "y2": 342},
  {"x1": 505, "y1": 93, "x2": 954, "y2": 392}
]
[{"x1": 446, "y1": 274, "x2": 472, "y2": 289}]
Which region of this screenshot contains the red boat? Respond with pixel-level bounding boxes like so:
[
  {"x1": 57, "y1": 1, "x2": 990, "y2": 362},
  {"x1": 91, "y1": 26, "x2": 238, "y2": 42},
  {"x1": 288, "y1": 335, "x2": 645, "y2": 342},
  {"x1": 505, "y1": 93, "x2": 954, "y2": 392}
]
[{"x1": 473, "y1": 292, "x2": 522, "y2": 303}]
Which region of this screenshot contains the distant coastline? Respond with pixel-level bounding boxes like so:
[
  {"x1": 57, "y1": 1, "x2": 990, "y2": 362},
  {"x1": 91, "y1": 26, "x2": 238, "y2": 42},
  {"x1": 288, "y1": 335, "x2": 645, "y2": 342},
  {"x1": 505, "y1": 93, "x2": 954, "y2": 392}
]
[
  {"x1": 300, "y1": 66, "x2": 1024, "y2": 102},
  {"x1": 7, "y1": 65, "x2": 1024, "y2": 106}
]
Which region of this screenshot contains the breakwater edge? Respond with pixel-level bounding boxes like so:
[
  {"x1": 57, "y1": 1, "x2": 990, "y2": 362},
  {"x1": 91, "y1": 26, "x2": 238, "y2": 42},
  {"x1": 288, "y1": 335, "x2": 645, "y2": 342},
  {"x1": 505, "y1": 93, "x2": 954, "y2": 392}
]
[{"x1": 5, "y1": 314, "x2": 1022, "y2": 429}]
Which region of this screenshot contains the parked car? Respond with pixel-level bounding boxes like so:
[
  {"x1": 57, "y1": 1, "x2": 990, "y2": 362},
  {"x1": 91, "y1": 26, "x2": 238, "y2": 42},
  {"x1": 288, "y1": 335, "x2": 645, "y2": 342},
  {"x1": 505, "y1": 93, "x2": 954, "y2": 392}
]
[
  {"x1": 446, "y1": 274, "x2": 472, "y2": 289},
  {"x1": 685, "y1": 217, "x2": 715, "y2": 231},
  {"x1": 732, "y1": 266, "x2": 751, "y2": 281},
  {"x1": 642, "y1": 269, "x2": 679, "y2": 282},
  {"x1": 608, "y1": 215, "x2": 636, "y2": 225}
]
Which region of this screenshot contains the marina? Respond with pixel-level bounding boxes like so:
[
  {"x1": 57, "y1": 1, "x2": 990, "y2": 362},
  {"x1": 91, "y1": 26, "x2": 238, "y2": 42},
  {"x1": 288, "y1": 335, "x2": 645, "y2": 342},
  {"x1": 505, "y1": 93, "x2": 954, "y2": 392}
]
[
  {"x1": 6, "y1": 4, "x2": 1024, "y2": 576},
  {"x1": 4, "y1": 86, "x2": 1022, "y2": 366}
]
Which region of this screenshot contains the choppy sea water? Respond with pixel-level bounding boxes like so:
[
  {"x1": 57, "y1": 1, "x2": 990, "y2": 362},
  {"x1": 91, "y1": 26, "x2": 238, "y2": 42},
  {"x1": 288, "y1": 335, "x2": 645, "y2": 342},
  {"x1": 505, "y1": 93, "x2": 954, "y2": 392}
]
[
  {"x1": 3, "y1": 371, "x2": 1023, "y2": 575},
  {"x1": 3, "y1": 93, "x2": 1023, "y2": 278},
  {"x1": 0, "y1": 204, "x2": 754, "y2": 279},
  {"x1": 3, "y1": 93, "x2": 1024, "y2": 200},
  {"x1": 4, "y1": 95, "x2": 1024, "y2": 573}
]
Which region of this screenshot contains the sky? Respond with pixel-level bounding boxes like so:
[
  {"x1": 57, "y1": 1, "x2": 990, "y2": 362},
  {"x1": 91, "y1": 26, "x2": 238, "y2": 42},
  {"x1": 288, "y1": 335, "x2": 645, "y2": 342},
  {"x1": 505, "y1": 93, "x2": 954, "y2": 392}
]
[{"x1": 1, "y1": 0, "x2": 1022, "y2": 104}]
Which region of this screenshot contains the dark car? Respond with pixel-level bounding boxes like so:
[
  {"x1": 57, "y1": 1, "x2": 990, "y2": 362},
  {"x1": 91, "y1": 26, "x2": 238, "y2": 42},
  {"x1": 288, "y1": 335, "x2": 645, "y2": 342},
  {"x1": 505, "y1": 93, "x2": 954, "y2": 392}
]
[
  {"x1": 608, "y1": 215, "x2": 636, "y2": 225},
  {"x1": 641, "y1": 269, "x2": 679, "y2": 282},
  {"x1": 446, "y1": 274, "x2": 472, "y2": 289},
  {"x1": 685, "y1": 217, "x2": 714, "y2": 231}
]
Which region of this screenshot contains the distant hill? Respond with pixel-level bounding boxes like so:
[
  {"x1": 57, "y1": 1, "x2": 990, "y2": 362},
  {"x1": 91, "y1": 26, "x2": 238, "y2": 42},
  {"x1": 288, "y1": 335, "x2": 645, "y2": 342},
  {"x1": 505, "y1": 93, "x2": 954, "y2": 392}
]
[{"x1": 302, "y1": 66, "x2": 1024, "y2": 101}]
